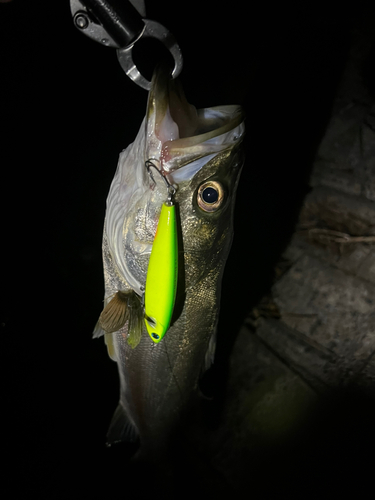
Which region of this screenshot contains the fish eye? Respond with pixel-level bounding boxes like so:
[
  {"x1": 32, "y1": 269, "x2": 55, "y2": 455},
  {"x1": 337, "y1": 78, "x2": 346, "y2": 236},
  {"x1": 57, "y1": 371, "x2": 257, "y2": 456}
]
[{"x1": 197, "y1": 181, "x2": 225, "y2": 212}]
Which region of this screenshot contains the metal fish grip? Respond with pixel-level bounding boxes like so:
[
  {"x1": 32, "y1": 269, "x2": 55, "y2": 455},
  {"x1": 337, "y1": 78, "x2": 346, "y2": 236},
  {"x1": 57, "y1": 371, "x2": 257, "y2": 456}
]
[{"x1": 70, "y1": 0, "x2": 183, "y2": 90}]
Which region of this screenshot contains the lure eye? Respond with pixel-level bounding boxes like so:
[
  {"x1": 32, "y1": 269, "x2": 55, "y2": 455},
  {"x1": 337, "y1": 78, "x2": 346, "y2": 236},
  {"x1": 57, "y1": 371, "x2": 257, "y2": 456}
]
[{"x1": 197, "y1": 181, "x2": 225, "y2": 212}]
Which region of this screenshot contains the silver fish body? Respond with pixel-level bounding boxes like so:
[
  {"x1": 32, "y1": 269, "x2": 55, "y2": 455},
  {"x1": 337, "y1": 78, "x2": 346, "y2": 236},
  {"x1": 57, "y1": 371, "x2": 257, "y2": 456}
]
[{"x1": 95, "y1": 68, "x2": 245, "y2": 457}]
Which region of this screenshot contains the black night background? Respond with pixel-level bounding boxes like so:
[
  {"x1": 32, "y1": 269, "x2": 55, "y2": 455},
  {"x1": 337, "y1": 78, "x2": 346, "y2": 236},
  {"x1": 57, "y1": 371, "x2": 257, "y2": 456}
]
[{"x1": 2, "y1": 1, "x2": 374, "y2": 498}]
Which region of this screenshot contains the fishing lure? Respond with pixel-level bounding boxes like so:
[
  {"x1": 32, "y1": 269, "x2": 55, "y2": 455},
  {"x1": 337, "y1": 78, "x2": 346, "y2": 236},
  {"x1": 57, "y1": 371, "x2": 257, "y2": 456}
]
[
  {"x1": 96, "y1": 160, "x2": 178, "y2": 347},
  {"x1": 144, "y1": 160, "x2": 178, "y2": 343}
]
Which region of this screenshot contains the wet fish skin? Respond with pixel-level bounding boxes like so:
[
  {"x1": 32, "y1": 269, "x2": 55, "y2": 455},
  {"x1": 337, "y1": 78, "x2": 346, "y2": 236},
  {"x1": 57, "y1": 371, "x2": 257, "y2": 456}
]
[{"x1": 97, "y1": 68, "x2": 245, "y2": 457}]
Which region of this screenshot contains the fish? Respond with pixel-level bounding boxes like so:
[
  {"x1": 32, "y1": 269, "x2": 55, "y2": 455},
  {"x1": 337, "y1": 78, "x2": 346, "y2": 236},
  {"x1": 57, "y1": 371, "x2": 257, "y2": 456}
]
[{"x1": 94, "y1": 66, "x2": 245, "y2": 458}]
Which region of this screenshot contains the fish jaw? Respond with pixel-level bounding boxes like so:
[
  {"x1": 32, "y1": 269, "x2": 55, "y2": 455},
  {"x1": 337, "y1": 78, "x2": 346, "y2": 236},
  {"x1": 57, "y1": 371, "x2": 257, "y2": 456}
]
[{"x1": 145, "y1": 67, "x2": 244, "y2": 175}]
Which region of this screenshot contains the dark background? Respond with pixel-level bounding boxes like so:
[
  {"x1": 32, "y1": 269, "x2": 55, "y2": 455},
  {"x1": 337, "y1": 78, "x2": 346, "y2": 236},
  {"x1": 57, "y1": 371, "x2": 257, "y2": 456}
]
[{"x1": 2, "y1": 1, "x2": 374, "y2": 497}]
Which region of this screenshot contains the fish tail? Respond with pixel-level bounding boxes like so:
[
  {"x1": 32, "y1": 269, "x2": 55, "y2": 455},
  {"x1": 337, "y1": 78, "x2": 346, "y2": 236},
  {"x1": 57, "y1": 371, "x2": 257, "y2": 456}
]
[{"x1": 106, "y1": 403, "x2": 139, "y2": 446}]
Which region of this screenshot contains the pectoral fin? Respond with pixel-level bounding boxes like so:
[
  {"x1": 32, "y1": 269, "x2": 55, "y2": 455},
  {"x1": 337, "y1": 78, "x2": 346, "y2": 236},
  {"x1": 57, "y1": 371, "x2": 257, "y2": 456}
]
[
  {"x1": 99, "y1": 291, "x2": 130, "y2": 333},
  {"x1": 95, "y1": 290, "x2": 144, "y2": 351}
]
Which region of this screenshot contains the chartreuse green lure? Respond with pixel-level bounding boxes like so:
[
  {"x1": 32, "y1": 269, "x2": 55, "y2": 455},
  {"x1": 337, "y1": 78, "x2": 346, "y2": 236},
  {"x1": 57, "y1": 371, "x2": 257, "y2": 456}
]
[{"x1": 144, "y1": 161, "x2": 178, "y2": 343}]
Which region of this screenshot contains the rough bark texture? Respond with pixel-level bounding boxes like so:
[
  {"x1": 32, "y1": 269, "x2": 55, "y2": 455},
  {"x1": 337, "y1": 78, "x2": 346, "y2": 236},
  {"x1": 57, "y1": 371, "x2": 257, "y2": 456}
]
[{"x1": 202, "y1": 7, "x2": 375, "y2": 493}]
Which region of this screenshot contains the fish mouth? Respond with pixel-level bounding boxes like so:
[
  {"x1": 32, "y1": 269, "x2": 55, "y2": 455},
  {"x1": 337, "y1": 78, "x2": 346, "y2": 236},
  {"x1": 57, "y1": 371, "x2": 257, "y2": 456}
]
[{"x1": 146, "y1": 66, "x2": 245, "y2": 178}]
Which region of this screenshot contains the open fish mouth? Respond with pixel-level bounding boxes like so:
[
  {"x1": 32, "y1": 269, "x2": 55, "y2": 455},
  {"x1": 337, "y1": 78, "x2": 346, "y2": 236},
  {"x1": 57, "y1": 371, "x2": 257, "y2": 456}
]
[{"x1": 145, "y1": 66, "x2": 245, "y2": 181}]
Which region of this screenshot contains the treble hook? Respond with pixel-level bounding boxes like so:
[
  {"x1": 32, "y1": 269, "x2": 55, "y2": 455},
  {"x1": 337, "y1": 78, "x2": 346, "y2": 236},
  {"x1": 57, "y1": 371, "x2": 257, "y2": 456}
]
[{"x1": 145, "y1": 159, "x2": 176, "y2": 205}]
